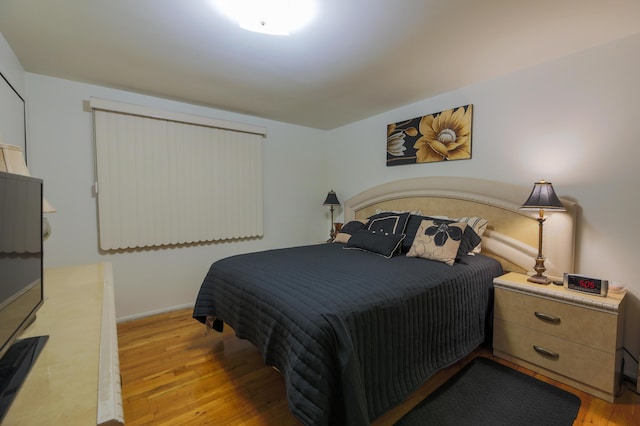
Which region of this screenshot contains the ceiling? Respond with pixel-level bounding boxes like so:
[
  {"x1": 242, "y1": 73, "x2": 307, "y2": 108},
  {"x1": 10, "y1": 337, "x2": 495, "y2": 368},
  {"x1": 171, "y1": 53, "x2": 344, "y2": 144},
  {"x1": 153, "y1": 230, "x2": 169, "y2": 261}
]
[{"x1": 1, "y1": 0, "x2": 639, "y2": 130}]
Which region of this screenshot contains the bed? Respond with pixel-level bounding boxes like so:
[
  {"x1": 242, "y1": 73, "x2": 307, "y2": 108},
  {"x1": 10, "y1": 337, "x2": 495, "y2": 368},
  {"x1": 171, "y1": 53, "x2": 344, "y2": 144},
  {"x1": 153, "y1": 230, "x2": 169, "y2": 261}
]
[{"x1": 193, "y1": 176, "x2": 577, "y2": 425}]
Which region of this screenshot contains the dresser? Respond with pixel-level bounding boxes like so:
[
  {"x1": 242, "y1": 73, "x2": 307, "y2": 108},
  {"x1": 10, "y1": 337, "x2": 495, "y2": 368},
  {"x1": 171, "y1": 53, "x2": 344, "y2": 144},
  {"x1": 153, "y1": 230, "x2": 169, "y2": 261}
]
[
  {"x1": 493, "y1": 272, "x2": 626, "y2": 402},
  {"x1": 3, "y1": 262, "x2": 124, "y2": 425}
]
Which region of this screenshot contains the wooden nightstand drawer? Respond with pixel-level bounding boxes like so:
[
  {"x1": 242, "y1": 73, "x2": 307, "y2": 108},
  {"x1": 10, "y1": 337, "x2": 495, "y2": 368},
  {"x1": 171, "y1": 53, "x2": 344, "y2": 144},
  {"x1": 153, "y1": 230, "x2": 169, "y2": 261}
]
[
  {"x1": 492, "y1": 272, "x2": 626, "y2": 402},
  {"x1": 494, "y1": 287, "x2": 618, "y2": 352},
  {"x1": 494, "y1": 319, "x2": 617, "y2": 393}
]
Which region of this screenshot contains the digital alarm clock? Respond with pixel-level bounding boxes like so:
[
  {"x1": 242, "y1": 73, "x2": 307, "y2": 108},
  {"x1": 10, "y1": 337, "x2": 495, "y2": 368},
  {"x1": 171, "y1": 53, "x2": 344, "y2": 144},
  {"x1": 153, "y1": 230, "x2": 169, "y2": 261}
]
[{"x1": 563, "y1": 273, "x2": 608, "y2": 297}]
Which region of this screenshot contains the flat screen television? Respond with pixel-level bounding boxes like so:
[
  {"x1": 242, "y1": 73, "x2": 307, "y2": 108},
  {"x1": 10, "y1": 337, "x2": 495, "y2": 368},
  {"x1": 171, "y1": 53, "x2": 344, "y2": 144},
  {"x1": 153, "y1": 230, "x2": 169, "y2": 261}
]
[{"x1": 0, "y1": 171, "x2": 48, "y2": 421}]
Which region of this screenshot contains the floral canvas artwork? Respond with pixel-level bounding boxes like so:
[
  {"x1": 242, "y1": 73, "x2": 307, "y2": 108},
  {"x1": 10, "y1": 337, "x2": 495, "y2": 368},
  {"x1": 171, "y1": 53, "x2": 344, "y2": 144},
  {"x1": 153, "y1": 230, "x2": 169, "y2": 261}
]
[{"x1": 386, "y1": 104, "x2": 473, "y2": 166}]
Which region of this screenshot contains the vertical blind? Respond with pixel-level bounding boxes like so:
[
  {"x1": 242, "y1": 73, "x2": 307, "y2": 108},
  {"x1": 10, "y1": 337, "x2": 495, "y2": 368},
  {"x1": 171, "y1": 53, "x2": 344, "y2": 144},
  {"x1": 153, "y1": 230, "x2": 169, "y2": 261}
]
[{"x1": 91, "y1": 99, "x2": 265, "y2": 250}]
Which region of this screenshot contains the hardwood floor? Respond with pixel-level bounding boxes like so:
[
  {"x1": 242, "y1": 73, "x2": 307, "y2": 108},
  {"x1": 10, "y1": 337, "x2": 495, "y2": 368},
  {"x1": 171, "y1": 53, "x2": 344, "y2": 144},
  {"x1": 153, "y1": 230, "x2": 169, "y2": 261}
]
[{"x1": 118, "y1": 308, "x2": 640, "y2": 425}]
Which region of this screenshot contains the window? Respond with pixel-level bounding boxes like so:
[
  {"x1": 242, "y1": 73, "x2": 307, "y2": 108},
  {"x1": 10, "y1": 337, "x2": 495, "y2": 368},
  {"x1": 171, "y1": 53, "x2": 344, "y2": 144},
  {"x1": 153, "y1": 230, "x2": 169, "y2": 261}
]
[{"x1": 90, "y1": 98, "x2": 265, "y2": 250}]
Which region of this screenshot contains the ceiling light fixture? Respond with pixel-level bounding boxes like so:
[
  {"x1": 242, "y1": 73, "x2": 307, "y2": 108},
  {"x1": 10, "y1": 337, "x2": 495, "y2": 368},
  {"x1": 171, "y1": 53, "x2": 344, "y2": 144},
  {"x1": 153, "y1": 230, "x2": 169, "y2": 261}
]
[{"x1": 213, "y1": 0, "x2": 316, "y2": 36}]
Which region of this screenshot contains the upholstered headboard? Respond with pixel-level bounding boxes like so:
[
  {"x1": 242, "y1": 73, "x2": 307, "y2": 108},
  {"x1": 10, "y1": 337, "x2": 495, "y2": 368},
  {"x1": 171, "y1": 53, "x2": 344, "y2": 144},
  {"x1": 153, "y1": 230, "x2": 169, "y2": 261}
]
[{"x1": 344, "y1": 176, "x2": 577, "y2": 279}]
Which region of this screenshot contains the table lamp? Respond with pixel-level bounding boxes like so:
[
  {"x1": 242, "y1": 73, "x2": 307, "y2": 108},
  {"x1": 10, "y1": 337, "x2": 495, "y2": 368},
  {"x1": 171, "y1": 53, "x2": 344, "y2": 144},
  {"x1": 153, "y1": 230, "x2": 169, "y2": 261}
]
[
  {"x1": 520, "y1": 180, "x2": 565, "y2": 284},
  {"x1": 323, "y1": 190, "x2": 340, "y2": 242}
]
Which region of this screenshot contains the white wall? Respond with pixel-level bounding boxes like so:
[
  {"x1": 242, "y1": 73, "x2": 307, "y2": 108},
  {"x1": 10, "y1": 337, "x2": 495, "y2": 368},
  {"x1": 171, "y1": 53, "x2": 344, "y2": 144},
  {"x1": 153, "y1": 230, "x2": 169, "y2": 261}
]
[
  {"x1": 22, "y1": 74, "x2": 327, "y2": 321},
  {"x1": 326, "y1": 33, "x2": 640, "y2": 375}
]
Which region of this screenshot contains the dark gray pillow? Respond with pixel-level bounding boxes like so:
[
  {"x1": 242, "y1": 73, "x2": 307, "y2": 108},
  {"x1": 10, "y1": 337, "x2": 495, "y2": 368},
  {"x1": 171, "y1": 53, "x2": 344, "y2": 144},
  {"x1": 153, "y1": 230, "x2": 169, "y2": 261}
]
[
  {"x1": 366, "y1": 212, "x2": 410, "y2": 235},
  {"x1": 344, "y1": 230, "x2": 406, "y2": 258},
  {"x1": 333, "y1": 220, "x2": 368, "y2": 243},
  {"x1": 340, "y1": 220, "x2": 367, "y2": 234}
]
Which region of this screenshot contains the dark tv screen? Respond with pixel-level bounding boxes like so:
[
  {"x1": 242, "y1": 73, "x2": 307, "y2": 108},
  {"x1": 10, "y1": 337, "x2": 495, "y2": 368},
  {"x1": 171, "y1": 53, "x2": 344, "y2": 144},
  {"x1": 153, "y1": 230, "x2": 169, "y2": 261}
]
[{"x1": 0, "y1": 171, "x2": 44, "y2": 365}]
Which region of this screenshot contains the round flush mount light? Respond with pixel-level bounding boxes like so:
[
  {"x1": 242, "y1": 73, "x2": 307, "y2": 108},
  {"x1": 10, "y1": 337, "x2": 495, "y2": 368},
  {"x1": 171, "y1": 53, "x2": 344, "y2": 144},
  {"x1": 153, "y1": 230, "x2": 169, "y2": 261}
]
[{"x1": 213, "y1": 0, "x2": 316, "y2": 36}]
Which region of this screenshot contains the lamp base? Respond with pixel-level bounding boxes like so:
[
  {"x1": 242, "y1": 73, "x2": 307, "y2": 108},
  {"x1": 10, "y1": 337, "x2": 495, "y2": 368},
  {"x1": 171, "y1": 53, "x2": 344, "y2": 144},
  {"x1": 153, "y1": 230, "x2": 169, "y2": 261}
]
[
  {"x1": 528, "y1": 255, "x2": 550, "y2": 284},
  {"x1": 527, "y1": 274, "x2": 551, "y2": 284}
]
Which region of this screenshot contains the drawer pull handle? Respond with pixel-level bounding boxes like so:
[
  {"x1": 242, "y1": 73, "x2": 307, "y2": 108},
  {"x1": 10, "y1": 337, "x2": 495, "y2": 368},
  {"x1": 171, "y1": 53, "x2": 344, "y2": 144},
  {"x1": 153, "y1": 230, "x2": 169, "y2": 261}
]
[
  {"x1": 534, "y1": 311, "x2": 560, "y2": 324},
  {"x1": 533, "y1": 345, "x2": 560, "y2": 360}
]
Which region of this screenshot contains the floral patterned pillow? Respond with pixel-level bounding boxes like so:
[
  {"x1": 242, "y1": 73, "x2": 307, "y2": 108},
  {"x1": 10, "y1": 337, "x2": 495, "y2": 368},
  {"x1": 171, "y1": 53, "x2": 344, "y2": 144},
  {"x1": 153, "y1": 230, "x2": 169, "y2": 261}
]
[{"x1": 406, "y1": 219, "x2": 467, "y2": 265}]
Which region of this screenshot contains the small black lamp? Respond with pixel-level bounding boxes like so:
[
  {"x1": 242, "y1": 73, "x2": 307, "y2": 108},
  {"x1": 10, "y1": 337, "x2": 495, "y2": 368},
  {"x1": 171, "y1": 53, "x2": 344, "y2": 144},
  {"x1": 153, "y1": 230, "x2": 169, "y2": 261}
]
[
  {"x1": 520, "y1": 180, "x2": 566, "y2": 284},
  {"x1": 323, "y1": 190, "x2": 341, "y2": 241}
]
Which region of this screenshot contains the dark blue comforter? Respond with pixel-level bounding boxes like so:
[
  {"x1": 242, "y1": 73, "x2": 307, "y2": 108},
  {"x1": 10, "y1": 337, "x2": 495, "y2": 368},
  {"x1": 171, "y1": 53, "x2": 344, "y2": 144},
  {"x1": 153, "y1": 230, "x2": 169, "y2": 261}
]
[{"x1": 193, "y1": 243, "x2": 502, "y2": 425}]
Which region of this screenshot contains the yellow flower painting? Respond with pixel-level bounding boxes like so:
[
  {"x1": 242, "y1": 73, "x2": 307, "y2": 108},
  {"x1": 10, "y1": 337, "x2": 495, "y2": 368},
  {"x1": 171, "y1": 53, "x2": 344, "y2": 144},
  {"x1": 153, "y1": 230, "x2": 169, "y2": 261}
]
[{"x1": 386, "y1": 104, "x2": 473, "y2": 166}]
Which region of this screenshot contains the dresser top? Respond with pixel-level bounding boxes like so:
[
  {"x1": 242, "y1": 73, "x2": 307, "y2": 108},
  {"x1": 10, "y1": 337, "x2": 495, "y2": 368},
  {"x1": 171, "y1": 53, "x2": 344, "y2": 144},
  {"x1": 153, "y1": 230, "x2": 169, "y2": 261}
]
[
  {"x1": 4, "y1": 263, "x2": 109, "y2": 425},
  {"x1": 494, "y1": 272, "x2": 626, "y2": 313}
]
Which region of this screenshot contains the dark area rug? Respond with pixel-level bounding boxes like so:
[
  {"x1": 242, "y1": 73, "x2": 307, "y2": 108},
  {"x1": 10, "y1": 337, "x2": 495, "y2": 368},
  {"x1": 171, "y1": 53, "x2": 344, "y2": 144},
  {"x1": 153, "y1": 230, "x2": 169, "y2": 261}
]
[{"x1": 395, "y1": 357, "x2": 581, "y2": 426}]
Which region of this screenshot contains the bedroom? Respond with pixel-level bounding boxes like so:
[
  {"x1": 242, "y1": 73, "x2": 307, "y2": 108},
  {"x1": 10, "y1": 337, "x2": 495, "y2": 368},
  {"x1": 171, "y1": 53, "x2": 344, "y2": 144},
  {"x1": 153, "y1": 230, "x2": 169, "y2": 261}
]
[{"x1": 1, "y1": 0, "x2": 639, "y2": 424}]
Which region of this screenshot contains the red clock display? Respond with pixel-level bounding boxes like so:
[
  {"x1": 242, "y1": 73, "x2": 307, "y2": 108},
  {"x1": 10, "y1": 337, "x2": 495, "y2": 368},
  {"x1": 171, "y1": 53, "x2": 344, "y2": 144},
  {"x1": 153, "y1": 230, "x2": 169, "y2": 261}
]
[
  {"x1": 564, "y1": 273, "x2": 608, "y2": 297},
  {"x1": 579, "y1": 279, "x2": 595, "y2": 289}
]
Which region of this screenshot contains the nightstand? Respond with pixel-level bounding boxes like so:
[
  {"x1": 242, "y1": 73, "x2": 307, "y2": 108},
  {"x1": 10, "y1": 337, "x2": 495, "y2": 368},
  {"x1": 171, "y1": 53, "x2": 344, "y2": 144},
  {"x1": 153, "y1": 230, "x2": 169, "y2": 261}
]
[{"x1": 493, "y1": 272, "x2": 626, "y2": 402}]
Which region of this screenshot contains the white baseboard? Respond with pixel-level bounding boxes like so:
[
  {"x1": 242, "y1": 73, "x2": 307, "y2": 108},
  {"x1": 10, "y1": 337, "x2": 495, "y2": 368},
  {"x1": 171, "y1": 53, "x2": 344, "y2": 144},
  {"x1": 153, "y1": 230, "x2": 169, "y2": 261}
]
[{"x1": 116, "y1": 303, "x2": 194, "y2": 323}]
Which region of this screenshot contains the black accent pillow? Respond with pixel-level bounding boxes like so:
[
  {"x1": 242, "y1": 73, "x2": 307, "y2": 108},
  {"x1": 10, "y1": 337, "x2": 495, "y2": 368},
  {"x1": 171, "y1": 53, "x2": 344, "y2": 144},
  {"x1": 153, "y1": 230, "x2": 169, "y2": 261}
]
[
  {"x1": 341, "y1": 220, "x2": 367, "y2": 234},
  {"x1": 458, "y1": 226, "x2": 482, "y2": 257},
  {"x1": 333, "y1": 220, "x2": 368, "y2": 243},
  {"x1": 366, "y1": 212, "x2": 410, "y2": 235},
  {"x1": 344, "y1": 230, "x2": 406, "y2": 258},
  {"x1": 403, "y1": 215, "x2": 481, "y2": 257}
]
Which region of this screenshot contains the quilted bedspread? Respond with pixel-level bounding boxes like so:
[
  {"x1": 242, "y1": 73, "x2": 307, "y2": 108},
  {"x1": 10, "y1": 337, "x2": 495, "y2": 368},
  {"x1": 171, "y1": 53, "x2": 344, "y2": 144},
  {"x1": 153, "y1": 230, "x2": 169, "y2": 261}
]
[{"x1": 193, "y1": 243, "x2": 502, "y2": 425}]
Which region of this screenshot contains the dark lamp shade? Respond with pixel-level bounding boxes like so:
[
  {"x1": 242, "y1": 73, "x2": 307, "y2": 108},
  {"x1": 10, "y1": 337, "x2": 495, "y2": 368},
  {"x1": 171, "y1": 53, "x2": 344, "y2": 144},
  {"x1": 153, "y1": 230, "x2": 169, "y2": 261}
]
[
  {"x1": 323, "y1": 190, "x2": 340, "y2": 206},
  {"x1": 520, "y1": 180, "x2": 565, "y2": 211}
]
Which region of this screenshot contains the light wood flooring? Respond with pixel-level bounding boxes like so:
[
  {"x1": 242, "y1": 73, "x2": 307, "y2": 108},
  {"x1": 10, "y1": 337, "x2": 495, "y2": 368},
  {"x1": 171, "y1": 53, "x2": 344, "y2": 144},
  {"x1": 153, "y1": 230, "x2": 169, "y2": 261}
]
[{"x1": 118, "y1": 308, "x2": 640, "y2": 425}]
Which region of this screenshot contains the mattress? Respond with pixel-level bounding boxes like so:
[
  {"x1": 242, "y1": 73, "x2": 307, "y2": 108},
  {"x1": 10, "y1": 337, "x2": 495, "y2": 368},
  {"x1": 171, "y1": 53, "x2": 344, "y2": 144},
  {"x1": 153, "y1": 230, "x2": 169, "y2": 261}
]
[{"x1": 193, "y1": 243, "x2": 502, "y2": 425}]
